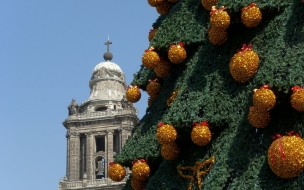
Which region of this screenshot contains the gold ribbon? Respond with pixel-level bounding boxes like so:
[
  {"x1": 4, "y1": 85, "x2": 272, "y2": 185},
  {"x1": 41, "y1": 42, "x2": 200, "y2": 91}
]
[
  {"x1": 167, "y1": 88, "x2": 180, "y2": 107},
  {"x1": 177, "y1": 156, "x2": 215, "y2": 190}
]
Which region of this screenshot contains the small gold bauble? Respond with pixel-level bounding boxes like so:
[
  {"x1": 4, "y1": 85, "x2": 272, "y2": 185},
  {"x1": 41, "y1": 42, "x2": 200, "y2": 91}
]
[
  {"x1": 229, "y1": 44, "x2": 259, "y2": 83},
  {"x1": 291, "y1": 86, "x2": 304, "y2": 112},
  {"x1": 161, "y1": 142, "x2": 180, "y2": 160},
  {"x1": 108, "y1": 163, "x2": 126, "y2": 182},
  {"x1": 253, "y1": 85, "x2": 276, "y2": 110},
  {"x1": 201, "y1": 0, "x2": 218, "y2": 11},
  {"x1": 126, "y1": 85, "x2": 141, "y2": 103},
  {"x1": 168, "y1": 43, "x2": 187, "y2": 64},
  {"x1": 210, "y1": 6, "x2": 230, "y2": 30},
  {"x1": 131, "y1": 177, "x2": 147, "y2": 190},
  {"x1": 248, "y1": 106, "x2": 271, "y2": 128},
  {"x1": 241, "y1": 3, "x2": 262, "y2": 27},
  {"x1": 132, "y1": 160, "x2": 150, "y2": 181},
  {"x1": 146, "y1": 79, "x2": 161, "y2": 98},
  {"x1": 154, "y1": 58, "x2": 171, "y2": 77},
  {"x1": 142, "y1": 47, "x2": 160, "y2": 69},
  {"x1": 148, "y1": 28, "x2": 157, "y2": 42},
  {"x1": 156, "y1": 122, "x2": 177, "y2": 144},
  {"x1": 268, "y1": 134, "x2": 304, "y2": 178},
  {"x1": 208, "y1": 27, "x2": 227, "y2": 45},
  {"x1": 191, "y1": 121, "x2": 212, "y2": 146},
  {"x1": 156, "y1": 1, "x2": 171, "y2": 15},
  {"x1": 147, "y1": 0, "x2": 163, "y2": 7}
]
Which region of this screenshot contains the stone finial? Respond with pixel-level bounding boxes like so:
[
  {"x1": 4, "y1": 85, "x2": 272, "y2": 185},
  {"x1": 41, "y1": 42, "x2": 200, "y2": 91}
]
[{"x1": 68, "y1": 98, "x2": 79, "y2": 115}]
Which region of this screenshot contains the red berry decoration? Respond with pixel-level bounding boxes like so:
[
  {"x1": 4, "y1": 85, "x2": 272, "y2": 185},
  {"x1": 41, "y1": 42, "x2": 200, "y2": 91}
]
[
  {"x1": 253, "y1": 85, "x2": 276, "y2": 111},
  {"x1": 142, "y1": 47, "x2": 160, "y2": 69},
  {"x1": 156, "y1": 122, "x2": 177, "y2": 144},
  {"x1": 241, "y1": 3, "x2": 262, "y2": 27},
  {"x1": 191, "y1": 121, "x2": 212, "y2": 146},
  {"x1": 126, "y1": 85, "x2": 141, "y2": 103},
  {"x1": 291, "y1": 86, "x2": 304, "y2": 112},
  {"x1": 108, "y1": 162, "x2": 126, "y2": 182},
  {"x1": 248, "y1": 106, "x2": 271, "y2": 128},
  {"x1": 132, "y1": 159, "x2": 150, "y2": 181},
  {"x1": 146, "y1": 78, "x2": 161, "y2": 98},
  {"x1": 210, "y1": 6, "x2": 230, "y2": 30},
  {"x1": 168, "y1": 42, "x2": 187, "y2": 64}
]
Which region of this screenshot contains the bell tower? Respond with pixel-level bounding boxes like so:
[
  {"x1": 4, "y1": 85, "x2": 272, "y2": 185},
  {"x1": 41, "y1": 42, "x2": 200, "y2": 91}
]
[{"x1": 58, "y1": 39, "x2": 139, "y2": 190}]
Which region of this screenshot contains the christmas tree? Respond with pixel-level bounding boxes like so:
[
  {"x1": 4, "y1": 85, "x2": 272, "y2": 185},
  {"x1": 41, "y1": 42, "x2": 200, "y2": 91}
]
[{"x1": 111, "y1": 0, "x2": 304, "y2": 189}]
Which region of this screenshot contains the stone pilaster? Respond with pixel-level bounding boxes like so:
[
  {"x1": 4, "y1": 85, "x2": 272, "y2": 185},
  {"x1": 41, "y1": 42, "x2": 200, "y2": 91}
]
[
  {"x1": 65, "y1": 133, "x2": 70, "y2": 180},
  {"x1": 106, "y1": 130, "x2": 114, "y2": 177},
  {"x1": 121, "y1": 129, "x2": 128, "y2": 148},
  {"x1": 68, "y1": 132, "x2": 80, "y2": 181},
  {"x1": 85, "y1": 132, "x2": 93, "y2": 180}
]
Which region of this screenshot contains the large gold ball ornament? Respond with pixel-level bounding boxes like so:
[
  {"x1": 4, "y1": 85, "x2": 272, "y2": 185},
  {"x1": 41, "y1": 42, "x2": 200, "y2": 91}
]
[
  {"x1": 156, "y1": 1, "x2": 171, "y2": 15},
  {"x1": 191, "y1": 121, "x2": 212, "y2": 146},
  {"x1": 154, "y1": 58, "x2": 171, "y2": 77},
  {"x1": 161, "y1": 142, "x2": 180, "y2": 160},
  {"x1": 208, "y1": 27, "x2": 227, "y2": 45},
  {"x1": 131, "y1": 178, "x2": 147, "y2": 190},
  {"x1": 268, "y1": 133, "x2": 304, "y2": 178},
  {"x1": 126, "y1": 85, "x2": 141, "y2": 103},
  {"x1": 291, "y1": 86, "x2": 304, "y2": 112},
  {"x1": 156, "y1": 122, "x2": 177, "y2": 144},
  {"x1": 148, "y1": 28, "x2": 157, "y2": 42},
  {"x1": 241, "y1": 3, "x2": 262, "y2": 27},
  {"x1": 253, "y1": 85, "x2": 276, "y2": 110},
  {"x1": 108, "y1": 162, "x2": 126, "y2": 182},
  {"x1": 229, "y1": 44, "x2": 259, "y2": 83},
  {"x1": 132, "y1": 159, "x2": 150, "y2": 181},
  {"x1": 146, "y1": 79, "x2": 161, "y2": 98},
  {"x1": 201, "y1": 0, "x2": 218, "y2": 11},
  {"x1": 210, "y1": 6, "x2": 230, "y2": 30},
  {"x1": 147, "y1": 0, "x2": 163, "y2": 7},
  {"x1": 248, "y1": 106, "x2": 271, "y2": 128},
  {"x1": 142, "y1": 47, "x2": 160, "y2": 69},
  {"x1": 168, "y1": 42, "x2": 187, "y2": 64}
]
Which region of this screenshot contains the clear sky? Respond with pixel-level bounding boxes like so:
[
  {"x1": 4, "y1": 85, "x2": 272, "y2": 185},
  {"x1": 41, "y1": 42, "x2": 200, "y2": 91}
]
[{"x1": 0, "y1": 1, "x2": 158, "y2": 189}]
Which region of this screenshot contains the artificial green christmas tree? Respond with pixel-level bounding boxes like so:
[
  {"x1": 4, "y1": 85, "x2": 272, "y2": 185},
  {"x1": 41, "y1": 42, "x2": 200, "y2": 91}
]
[{"x1": 115, "y1": 0, "x2": 304, "y2": 189}]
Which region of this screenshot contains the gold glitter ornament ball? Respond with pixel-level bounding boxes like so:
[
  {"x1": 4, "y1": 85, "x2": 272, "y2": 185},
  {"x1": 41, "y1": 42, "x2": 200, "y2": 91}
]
[
  {"x1": 248, "y1": 106, "x2": 271, "y2": 128},
  {"x1": 142, "y1": 47, "x2": 160, "y2": 69},
  {"x1": 210, "y1": 6, "x2": 230, "y2": 30},
  {"x1": 156, "y1": 1, "x2": 171, "y2": 15},
  {"x1": 201, "y1": 0, "x2": 218, "y2": 11},
  {"x1": 208, "y1": 27, "x2": 227, "y2": 45},
  {"x1": 148, "y1": 29, "x2": 157, "y2": 42},
  {"x1": 146, "y1": 79, "x2": 161, "y2": 98},
  {"x1": 147, "y1": 0, "x2": 163, "y2": 7},
  {"x1": 253, "y1": 85, "x2": 276, "y2": 110},
  {"x1": 154, "y1": 58, "x2": 171, "y2": 77},
  {"x1": 108, "y1": 162, "x2": 126, "y2": 182},
  {"x1": 161, "y1": 142, "x2": 180, "y2": 160},
  {"x1": 156, "y1": 122, "x2": 177, "y2": 144},
  {"x1": 229, "y1": 44, "x2": 259, "y2": 83},
  {"x1": 132, "y1": 159, "x2": 150, "y2": 181},
  {"x1": 126, "y1": 85, "x2": 141, "y2": 103},
  {"x1": 241, "y1": 3, "x2": 262, "y2": 27},
  {"x1": 291, "y1": 86, "x2": 304, "y2": 112},
  {"x1": 191, "y1": 121, "x2": 212, "y2": 146},
  {"x1": 268, "y1": 134, "x2": 304, "y2": 178},
  {"x1": 168, "y1": 42, "x2": 187, "y2": 64},
  {"x1": 131, "y1": 178, "x2": 147, "y2": 190}
]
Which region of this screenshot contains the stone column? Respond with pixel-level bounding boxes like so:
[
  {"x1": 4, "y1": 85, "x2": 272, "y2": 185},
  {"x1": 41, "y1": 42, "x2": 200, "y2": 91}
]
[
  {"x1": 68, "y1": 132, "x2": 80, "y2": 181},
  {"x1": 106, "y1": 130, "x2": 114, "y2": 178},
  {"x1": 66, "y1": 133, "x2": 70, "y2": 180},
  {"x1": 85, "y1": 132, "x2": 93, "y2": 180},
  {"x1": 121, "y1": 129, "x2": 128, "y2": 148}
]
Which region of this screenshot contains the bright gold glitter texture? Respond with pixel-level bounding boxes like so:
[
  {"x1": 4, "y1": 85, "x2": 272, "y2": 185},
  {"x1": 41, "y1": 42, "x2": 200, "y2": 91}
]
[
  {"x1": 108, "y1": 163, "x2": 126, "y2": 182},
  {"x1": 156, "y1": 122, "x2": 177, "y2": 144},
  {"x1": 147, "y1": 0, "x2": 163, "y2": 7},
  {"x1": 148, "y1": 29, "x2": 157, "y2": 42},
  {"x1": 291, "y1": 86, "x2": 304, "y2": 111},
  {"x1": 268, "y1": 134, "x2": 304, "y2": 179},
  {"x1": 167, "y1": 88, "x2": 180, "y2": 107},
  {"x1": 156, "y1": 1, "x2": 172, "y2": 15},
  {"x1": 142, "y1": 47, "x2": 160, "y2": 69},
  {"x1": 191, "y1": 121, "x2": 212, "y2": 146},
  {"x1": 229, "y1": 44, "x2": 259, "y2": 83},
  {"x1": 168, "y1": 42, "x2": 187, "y2": 64},
  {"x1": 161, "y1": 142, "x2": 180, "y2": 160},
  {"x1": 241, "y1": 3, "x2": 262, "y2": 27},
  {"x1": 132, "y1": 160, "x2": 150, "y2": 181},
  {"x1": 210, "y1": 6, "x2": 230, "y2": 30},
  {"x1": 253, "y1": 85, "x2": 276, "y2": 110},
  {"x1": 126, "y1": 85, "x2": 141, "y2": 103},
  {"x1": 146, "y1": 79, "x2": 161, "y2": 98},
  {"x1": 154, "y1": 58, "x2": 171, "y2": 77},
  {"x1": 201, "y1": 0, "x2": 218, "y2": 11},
  {"x1": 131, "y1": 177, "x2": 147, "y2": 190},
  {"x1": 208, "y1": 27, "x2": 227, "y2": 45},
  {"x1": 248, "y1": 106, "x2": 270, "y2": 128}
]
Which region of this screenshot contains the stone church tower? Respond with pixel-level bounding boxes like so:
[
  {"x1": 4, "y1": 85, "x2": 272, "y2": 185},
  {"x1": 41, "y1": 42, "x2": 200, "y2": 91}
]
[{"x1": 58, "y1": 40, "x2": 139, "y2": 190}]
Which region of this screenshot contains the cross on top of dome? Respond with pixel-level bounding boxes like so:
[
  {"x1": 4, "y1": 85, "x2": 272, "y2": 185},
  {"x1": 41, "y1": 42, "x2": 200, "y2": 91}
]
[{"x1": 103, "y1": 36, "x2": 113, "y2": 61}]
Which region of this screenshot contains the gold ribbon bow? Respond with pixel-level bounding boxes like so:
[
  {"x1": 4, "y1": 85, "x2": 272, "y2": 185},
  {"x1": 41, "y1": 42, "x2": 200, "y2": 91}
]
[
  {"x1": 177, "y1": 156, "x2": 215, "y2": 190},
  {"x1": 167, "y1": 88, "x2": 180, "y2": 107}
]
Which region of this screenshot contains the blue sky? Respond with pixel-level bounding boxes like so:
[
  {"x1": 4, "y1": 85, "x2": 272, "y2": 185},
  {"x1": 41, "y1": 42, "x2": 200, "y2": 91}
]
[{"x1": 0, "y1": 1, "x2": 158, "y2": 189}]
